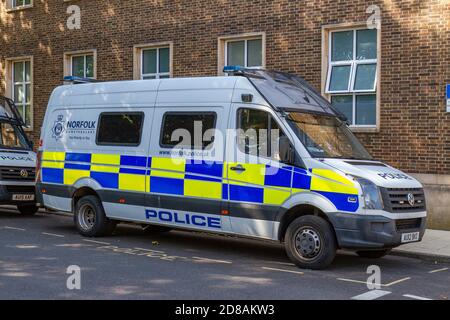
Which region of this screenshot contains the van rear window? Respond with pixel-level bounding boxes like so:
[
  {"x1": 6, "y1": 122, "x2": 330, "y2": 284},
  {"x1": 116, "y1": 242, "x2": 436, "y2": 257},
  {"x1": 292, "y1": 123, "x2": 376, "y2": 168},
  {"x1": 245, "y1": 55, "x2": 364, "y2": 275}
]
[
  {"x1": 96, "y1": 112, "x2": 144, "y2": 146},
  {"x1": 160, "y1": 112, "x2": 216, "y2": 149}
]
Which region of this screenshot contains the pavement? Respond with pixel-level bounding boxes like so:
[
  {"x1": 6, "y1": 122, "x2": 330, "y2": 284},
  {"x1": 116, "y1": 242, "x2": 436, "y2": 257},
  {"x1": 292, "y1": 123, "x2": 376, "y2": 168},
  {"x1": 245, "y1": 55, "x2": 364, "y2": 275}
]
[
  {"x1": 0, "y1": 207, "x2": 449, "y2": 300},
  {"x1": 392, "y1": 229, "x2": 450, "y2": 263}
]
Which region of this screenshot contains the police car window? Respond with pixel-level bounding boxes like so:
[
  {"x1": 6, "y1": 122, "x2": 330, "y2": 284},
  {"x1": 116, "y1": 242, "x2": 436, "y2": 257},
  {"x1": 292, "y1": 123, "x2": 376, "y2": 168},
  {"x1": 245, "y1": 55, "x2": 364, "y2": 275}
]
[
  {"x1": 237, "y1": 109, "x2": 286, "y2": 160},
  {"x1": 0, "y1": 122, "x2": 29, "y2": 149},
  {"x1": 160, "y1": 112, "x2": 216, "y2": 149},
  {"x1": 96, "y1": 113, "x2": 144, "y2": 146}
]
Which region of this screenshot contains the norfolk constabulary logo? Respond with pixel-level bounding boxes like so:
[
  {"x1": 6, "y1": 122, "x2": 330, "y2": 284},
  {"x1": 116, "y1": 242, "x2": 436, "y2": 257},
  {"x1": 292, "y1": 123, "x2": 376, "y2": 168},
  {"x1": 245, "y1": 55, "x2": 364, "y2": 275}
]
[{"x1": 52, "y1": 115, "x2": 65, "y2": 140}]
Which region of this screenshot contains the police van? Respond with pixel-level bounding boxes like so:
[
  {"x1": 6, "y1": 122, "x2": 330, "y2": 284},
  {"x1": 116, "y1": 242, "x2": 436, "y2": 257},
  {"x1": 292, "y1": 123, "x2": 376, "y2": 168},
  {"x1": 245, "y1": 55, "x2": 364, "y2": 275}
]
[
  {"x1": 36, "y1": 68, "x2": 426, "y2": 269},
  {"x1": 0, "y1": 97, "x2": 38, "y2": 215}
]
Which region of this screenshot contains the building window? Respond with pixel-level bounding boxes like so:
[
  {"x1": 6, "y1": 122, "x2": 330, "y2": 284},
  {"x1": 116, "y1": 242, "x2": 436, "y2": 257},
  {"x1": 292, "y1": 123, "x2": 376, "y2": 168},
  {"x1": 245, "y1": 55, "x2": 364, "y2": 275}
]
[
  {"x1": 64, "y1": 50, "x2": 97, "y2": 79},
  {"x1": 141, "y1": 47, "x2": 170, "y2": 79},
  {"x1": 133, "y1": 43, "x2": 173, "y2": 80},
  {"x1": 8, "y1": 0, "x2": 32, "y2": 10},
  {"x1": 325, "y1": 28, "x2": 378, "y2": 127},
  {"x1": 11, "y1": 60, "x2": 32, "y2": 127},
  {"x1": 226, "y1": 38, "x2": 263, "y2": 68},
  {"x1": 218, "y1": 33, "x2": 265, "y2": 74},
  {"x1": 71, "y1": 54, "x2": 94, "y2": 78}
]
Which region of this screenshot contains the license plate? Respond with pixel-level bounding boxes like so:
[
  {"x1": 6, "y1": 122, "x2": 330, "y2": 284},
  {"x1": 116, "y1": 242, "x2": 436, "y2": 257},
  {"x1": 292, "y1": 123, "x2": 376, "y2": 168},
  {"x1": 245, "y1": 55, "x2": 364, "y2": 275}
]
[
  {"x1": 12, "y1": 194, "x2": 35, "y2": 201},
  {"x1": 401, "y1": 232, "x2": 420, "y2": 243}
]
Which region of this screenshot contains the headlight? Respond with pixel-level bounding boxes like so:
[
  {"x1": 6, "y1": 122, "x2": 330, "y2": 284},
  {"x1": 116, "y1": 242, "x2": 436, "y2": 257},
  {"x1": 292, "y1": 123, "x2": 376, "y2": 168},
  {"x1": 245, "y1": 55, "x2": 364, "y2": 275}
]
[{"x1": 355, "y1": 177, "x2": 384, "y2": 210}]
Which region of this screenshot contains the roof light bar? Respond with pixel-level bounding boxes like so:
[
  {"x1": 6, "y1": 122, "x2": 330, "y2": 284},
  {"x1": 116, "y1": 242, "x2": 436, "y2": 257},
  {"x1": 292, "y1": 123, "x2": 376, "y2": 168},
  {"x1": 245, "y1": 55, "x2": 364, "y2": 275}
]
[
  {"x1": 63, "y1": 76, "x2": 98, "y2": 84},
  {"x1": 223, "y1": 65, "x2": 243, "y2": 73}
]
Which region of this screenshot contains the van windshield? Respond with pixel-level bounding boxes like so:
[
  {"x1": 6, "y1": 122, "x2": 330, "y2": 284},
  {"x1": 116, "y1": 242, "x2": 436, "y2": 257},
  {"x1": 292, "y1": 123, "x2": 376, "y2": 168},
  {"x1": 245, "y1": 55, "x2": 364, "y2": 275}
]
[
  {"x1": 0, "y1": 121, "x2": 30, "y2": 150},
  {"x1": 286, "y1": 112, "x2": 372, "y2": 160}
]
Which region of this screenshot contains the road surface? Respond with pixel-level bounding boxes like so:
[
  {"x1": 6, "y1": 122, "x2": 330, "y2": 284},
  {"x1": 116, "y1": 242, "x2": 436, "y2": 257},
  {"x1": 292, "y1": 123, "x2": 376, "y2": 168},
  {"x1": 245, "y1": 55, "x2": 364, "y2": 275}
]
[{"x1": 0, "y1": 208, "x2": 448, "y2": 300}]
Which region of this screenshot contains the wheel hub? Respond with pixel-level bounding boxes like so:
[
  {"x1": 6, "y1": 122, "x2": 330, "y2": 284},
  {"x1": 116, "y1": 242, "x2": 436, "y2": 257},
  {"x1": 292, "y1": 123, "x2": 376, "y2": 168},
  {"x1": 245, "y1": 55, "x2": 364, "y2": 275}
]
[
  {"x1": 79, "y1": 204, "x2": 96, "y2": 231},
  {"x1": 295, "y1": 228, "x2": 321, "y2": 259}
]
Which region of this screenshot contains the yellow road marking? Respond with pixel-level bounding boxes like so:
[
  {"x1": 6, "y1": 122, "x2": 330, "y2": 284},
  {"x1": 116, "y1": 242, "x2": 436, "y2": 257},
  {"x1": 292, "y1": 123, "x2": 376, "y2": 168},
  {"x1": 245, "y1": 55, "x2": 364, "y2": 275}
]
[
  {"x1": 192, "y1": 257, "x2": 232, "y2": 264},
  {"x1": 133, "y1": 247, "x2": 165, "y2": 253},
  {"x1": 3, "y1": 226, "x2": 25, "y2": 231},
  {"x1": 383, "y1": 277, "x2": 411, "y2": 287},
  {"x1": 429, "y1": 267, "x2": 448, "y2": 274},
  {"x1": 262, "y1": 267, "x2": 304, "y2": 275},
  {"x1": 337, "y1": 278, "x2": 369, "y2": 285},
  {"x1": 403, "y1": 294, "x2": 432, "y2": 300},
  {"x1": 42, "y1": 232, "x2": 64, "y2": 238},
  {"x1": 83, "y1": 239, "x2": 111, "y2": 245},
  {"x1": 337, "y1": 277, "x2": 411, "y2": 287}
]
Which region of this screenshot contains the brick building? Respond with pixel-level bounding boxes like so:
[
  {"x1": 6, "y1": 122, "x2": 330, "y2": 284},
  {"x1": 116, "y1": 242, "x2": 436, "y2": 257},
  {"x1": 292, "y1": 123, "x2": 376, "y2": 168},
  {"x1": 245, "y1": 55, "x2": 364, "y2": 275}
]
[{"x1": 0, "y1": 0, "x2": 449, "y2": 228}]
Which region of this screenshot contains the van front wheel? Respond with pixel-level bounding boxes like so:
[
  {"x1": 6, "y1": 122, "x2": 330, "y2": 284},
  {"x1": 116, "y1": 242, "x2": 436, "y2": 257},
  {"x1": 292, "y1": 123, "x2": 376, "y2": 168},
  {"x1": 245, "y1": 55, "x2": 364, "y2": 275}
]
[
  {"x1": 285, "y1": 215, "x2": 337, "y2": 270},
  {"x1": 75, "y1": 196, "x2": 116, "y2": 237}
]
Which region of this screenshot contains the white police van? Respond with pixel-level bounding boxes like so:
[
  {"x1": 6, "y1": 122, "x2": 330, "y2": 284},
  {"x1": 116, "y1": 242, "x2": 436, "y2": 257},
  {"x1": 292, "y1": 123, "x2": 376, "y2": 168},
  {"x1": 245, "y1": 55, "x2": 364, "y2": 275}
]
[
  {"x1": 36, "y1": 68, "x2": 426, "y2": 269},
  {"x1": 0, "y1": 97, "x2": 38, "y2": 215}
]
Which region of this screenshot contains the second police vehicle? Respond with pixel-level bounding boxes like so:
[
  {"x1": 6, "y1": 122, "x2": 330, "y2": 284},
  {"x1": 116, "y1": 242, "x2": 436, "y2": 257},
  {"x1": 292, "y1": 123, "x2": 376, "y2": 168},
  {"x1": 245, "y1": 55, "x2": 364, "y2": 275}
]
[
  {"x1": 36, "y1": 68, "x2": 427, "y2": 269},
  {"x1": 0, "y1": 97, "x2": 38, "y2": 215}
]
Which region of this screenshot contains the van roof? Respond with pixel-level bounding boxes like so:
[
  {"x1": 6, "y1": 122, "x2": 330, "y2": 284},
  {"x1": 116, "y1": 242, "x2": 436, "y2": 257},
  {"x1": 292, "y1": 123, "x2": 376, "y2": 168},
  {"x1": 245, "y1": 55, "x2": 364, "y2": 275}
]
[
  {"x1": 48, "y1": 76, "x2": 256, "y2": 108},
  {"x1": 48, "y1": 71, "x2": 345, "y2": 120}
]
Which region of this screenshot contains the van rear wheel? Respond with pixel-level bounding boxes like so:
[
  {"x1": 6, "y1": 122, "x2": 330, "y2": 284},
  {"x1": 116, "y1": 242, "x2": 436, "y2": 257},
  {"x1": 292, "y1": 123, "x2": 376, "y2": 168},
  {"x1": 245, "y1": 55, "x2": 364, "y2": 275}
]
[
  {"x1": 17, "y1": 204, "x2": 39, "y2": 216},
  {"x1": 75, "y1": 195, "x2": 116, "y2": 237},
  {"x1": 285, "y1": 215, "x2": 337, "y2": 270}
]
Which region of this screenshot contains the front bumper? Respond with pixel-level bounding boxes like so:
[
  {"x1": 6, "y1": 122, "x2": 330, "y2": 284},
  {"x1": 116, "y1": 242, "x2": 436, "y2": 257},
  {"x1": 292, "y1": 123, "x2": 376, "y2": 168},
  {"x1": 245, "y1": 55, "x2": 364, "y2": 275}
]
[
  {"x1": 0, "y1": 184, "x2": 36, "y2": 205},
  {"x1": 327, "y1": 211, "x2": 427, "y2": 250}
]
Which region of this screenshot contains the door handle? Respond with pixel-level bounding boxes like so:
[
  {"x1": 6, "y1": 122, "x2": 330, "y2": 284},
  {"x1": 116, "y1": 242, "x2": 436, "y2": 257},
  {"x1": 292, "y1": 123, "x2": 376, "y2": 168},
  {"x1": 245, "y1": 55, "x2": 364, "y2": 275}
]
[{"x1": 230, "y1": 164, "x2": 246, "y2": 172}]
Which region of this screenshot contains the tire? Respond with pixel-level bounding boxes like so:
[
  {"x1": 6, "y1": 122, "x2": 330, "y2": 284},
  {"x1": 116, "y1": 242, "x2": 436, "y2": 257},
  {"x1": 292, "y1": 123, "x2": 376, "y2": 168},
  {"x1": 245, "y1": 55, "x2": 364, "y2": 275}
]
[
  {"x1": 356, "y1": 249, "x2": 391, "y2": 259},
  {"x1": 17, "y1": 204, "x2": 39, "y2": 216},
  {"x1": 142, "y1": 224, "x2": 172, "y2": 234},
  {"x1": 285, "y1": 215, "x2": 337, "y2": 270},
  {"x1": 74, "y1": 195, "x2": 116, "y2": 237}
]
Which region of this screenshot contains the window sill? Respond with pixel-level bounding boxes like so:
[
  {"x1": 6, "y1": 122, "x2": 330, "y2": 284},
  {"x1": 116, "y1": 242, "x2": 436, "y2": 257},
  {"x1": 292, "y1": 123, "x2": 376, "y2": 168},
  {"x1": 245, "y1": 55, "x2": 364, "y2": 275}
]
[
  {"x1": 6, "y1": 5, "x2": 33, "y2": 13},
  {"x1": 349, "y1": 126, "x2": 379, "y2": 133}
]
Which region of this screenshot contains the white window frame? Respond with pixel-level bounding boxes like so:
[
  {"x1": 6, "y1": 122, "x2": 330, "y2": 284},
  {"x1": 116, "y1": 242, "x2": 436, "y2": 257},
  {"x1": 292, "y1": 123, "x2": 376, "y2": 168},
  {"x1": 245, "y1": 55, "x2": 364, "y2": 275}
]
[
  {"x1": 6, "y1": 57, "x2": 33, "y2": 129},
  {"x1": 330, "y1": 93, "x2": 377, "y2": 128},
  {"x1": 217, "y1": 32, "x2": 266, "y2": 75},
  {"x1": 7, "y1": 0, "x2": 33, "y2": 11},
  {"x1": 224, "y1": 37, "x2": 263, "y2": 69},
  {"x1": 64, "y1": 50, "x2": 97, "y2": 80},
  {"x1": 326, "y1": 28, "x2": 378, "y2": 94},
  {"x1": 70, "y1": 54, "x2": 95, "y2": 78},
  {"x1": 133, "y1": 42, "x2": 173, "y2": 80},
  {"x1": 322, "y1": 24, "x2": 380, "y2": 130},
  {"x1": 141, "y1": 47, "x2": 171, "y2": 80}
]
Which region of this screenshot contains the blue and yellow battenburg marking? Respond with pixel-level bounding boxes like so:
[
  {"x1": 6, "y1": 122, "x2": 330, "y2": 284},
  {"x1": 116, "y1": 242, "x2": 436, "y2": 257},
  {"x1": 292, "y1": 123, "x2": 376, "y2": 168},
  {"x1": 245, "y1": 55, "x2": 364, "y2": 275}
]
[{"x1": 41, "y1": 151, "x2": 359, "y2": 212}]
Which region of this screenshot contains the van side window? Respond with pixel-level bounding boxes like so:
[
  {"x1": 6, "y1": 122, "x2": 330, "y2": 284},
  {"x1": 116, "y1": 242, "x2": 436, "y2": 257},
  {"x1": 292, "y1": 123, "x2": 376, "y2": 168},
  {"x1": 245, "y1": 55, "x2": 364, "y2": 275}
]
[
  {"x1": 237, "y1": 108, "x2": 286, "y2": 160},
  {"x1": 160, "y1": 112, "x2": 216, "y2": 149},
  {"x1": 96, "y1": 112, "x2": 144, "y2": 146}
]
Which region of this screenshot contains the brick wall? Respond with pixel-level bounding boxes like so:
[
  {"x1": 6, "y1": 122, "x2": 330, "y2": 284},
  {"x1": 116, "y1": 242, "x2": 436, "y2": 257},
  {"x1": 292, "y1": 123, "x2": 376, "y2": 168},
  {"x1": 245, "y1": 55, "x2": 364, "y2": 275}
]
[{"x1": 0, "y1": 0, "x2": 449, "y2": 174}]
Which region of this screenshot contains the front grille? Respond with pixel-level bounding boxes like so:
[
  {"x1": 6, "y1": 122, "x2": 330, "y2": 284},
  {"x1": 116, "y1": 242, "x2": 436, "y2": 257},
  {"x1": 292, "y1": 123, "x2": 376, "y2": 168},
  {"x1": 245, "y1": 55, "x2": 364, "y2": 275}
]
[
  {"x1": 5, "y1": 185, "x2": 35, "y2": 194},
  {"x1": 0, "y1": 167, "x2": 36, "y2": 181},
  {"x1": 396, "y1": 218, "x2": 422, "y2": 231},
  {"x1": 380, "y1": 188, "x2": 426, "y2": 213}
]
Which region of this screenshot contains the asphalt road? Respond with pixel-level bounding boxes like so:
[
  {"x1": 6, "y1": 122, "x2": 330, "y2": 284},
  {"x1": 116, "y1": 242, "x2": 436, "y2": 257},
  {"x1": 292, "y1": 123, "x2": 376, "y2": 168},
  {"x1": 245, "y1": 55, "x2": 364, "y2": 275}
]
[{"x1": 0, "y1": 207, "x2": 449, "y2": 300}]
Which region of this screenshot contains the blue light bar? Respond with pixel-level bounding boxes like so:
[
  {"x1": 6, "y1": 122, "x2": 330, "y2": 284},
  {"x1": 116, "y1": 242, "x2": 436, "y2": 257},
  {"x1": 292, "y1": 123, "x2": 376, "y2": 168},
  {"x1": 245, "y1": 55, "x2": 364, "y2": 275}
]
[
  {"x1": 63, "y1": 76, "x2": 97, "y2": 83},
  {"x1": 223, "y1": 65, "x2": 243, "y2": 73}
]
